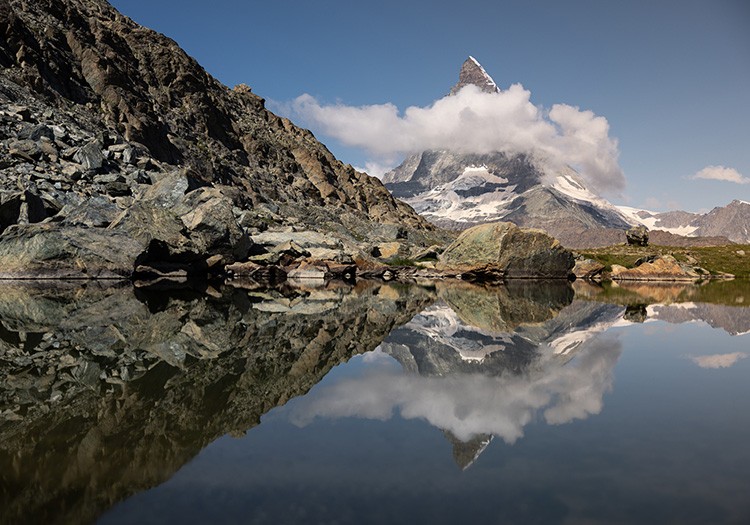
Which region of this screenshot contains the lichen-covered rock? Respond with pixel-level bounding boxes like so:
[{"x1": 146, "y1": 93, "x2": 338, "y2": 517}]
[
  {"x1": 573, "y1": 257, "x2": 606, "y2": 281},
  {"x1": 610, "y1": 254, "x2": 704, "y2": 281},
  {"x1": 436, "y1": 222, "x2": 574, "y2": 280}
]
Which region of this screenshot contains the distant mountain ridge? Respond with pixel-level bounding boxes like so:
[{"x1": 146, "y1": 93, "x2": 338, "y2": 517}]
[
  {"x1": 619, "y1": 200, "x2": 750, "y2": 244},
  {"x1": 383, "y1": 57, "x2": 749, "y2": 247}
]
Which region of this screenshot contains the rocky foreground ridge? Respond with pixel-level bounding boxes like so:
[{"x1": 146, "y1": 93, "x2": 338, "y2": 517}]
[{"x1": 0, "y1": 0, "x2": 451, "y2": 280}]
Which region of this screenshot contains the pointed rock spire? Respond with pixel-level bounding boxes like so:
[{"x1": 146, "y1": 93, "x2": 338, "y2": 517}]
[{"x1": 450, "y1": 56, "x2": 500, "y2": 95}]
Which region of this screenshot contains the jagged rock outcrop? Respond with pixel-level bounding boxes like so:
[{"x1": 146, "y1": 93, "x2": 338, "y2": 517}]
[
  {"x1": 436, "y1": 222, "x2": 574, "y2": 280},
  {"x1": 0, "y1": 0, "x2": 441, "y2": 278},
  {"x1": 621, "y1": 200, "x2": 750, "y2": 244},
  {"x1": 0, "y1": 171, "x2": 253, "y2": 278}
]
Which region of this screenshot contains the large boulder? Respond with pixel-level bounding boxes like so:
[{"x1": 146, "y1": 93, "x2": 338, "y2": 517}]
[
  {"x1": 435, "y1": 222, "x2": 574, "y2": 280},
  {"x1": 626, "y1": 225, "x2": 649, "y2": 246}
]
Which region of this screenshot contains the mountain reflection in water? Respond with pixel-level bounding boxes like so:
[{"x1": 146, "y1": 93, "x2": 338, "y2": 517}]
[
  {"x1": 1, "y1": 279, "x2": 749, "y2": 524},
  {"x1": 287, "y1": 281, "x2": 624, "y2": 461}
]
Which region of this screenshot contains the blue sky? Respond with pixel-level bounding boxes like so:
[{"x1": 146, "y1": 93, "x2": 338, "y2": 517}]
[{"x1": 110, "y1": 0, "x2": 749, "y2": 212}]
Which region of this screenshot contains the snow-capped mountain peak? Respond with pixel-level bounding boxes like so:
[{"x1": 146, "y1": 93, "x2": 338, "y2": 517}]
[{"x1": 384, "y1": 58, "x2": 750, "y2": 246}]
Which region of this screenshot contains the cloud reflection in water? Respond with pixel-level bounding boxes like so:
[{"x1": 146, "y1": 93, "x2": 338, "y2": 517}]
[{"x1": 287, "y1": 335, "x2": 622, "y2": 444}]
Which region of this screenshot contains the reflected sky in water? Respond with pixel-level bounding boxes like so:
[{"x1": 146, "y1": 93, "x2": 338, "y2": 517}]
[{"x1": 94, "y1": 283, "x2": 750, "y2": 525}]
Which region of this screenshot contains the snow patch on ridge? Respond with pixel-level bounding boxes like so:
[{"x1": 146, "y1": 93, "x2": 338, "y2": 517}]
[
  {"x1": 549, "y1": 317, "x2": 631, "y2": 356},
  {"x1": 550, "y1": 168, "x2": 633, "y2": 223},
  {"x1": 616, "y1": 206, "x2": 699, "y2": 236},
  {"x1": 468, "y1": 56, "x2": 498, "y2": 90},
  {"x1": 402, "y1": 305, "x2": 513, "y2": 362},
  {"x1": 403, "y1": 165, "x2": 518, "y2": 224}
]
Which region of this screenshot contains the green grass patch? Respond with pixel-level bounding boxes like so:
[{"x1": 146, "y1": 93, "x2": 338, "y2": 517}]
[{"x1": 579, "y1": 244, "x2": 750, "y2": 278}]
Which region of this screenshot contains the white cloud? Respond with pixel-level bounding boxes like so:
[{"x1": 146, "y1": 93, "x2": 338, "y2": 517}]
[
  {"x1": 691, "y1": 165, "x2": 750, "y2": 184},
  {"x1": 287, "y1": 84, "x2": 625, "y2": 194},
  {"x1": 352, "y1": 161, "x2": 394, "y2": 179},
  {"x1": 690, "y1": 352, "x2": 748, "y2": 369}
]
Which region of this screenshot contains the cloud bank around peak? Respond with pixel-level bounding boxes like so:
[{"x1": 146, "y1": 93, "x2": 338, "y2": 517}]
[
  {"x1": 691, "y1": 165, "x2": 749, "y2": 184},
  {"x1": 286, "y1": 84, "x2": 625, "y2": 194}
]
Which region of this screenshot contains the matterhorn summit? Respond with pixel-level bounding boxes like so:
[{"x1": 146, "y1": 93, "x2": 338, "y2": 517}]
[{"x1": 449, "y1": 56, "x2": 500, "y2": 95}]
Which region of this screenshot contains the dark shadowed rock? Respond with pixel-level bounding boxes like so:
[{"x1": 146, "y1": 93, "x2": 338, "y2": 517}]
[
  {"x1": 0, "y1": 191, "x2": 47, "y2": 232},
  {"x1": 73, "y1": 140, "x2": 105, "y2": 170}
]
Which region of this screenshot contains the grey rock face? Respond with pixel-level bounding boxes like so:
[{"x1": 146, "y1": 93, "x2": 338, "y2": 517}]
[
  {"x1": 449, "y1": 56, "x2": 500, "y2": 95},
  {"x1": 73, "y1": 140, "x2": 105, "y2": 170},
  {"x1": 691, "y1": 200, "x2": 750, "y2": 243}
]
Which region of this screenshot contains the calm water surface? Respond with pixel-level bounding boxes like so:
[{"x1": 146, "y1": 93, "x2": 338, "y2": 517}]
[{"x1": 1, "y1": 280, "x2": 749, "y2": 524}]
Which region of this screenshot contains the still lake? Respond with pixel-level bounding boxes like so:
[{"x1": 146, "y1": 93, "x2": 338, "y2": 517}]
[{"x1": 2, "y1": 279, "x2": 749, "y2": 524}]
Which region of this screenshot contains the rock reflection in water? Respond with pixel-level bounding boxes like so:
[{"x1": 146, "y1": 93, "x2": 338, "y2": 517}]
[
  {"x1": 574, "y1": 280, "x2": 750, "y2": 335},
  {"x1": 287, "y1": 280, "x2": 625, "y2": 465},
  {"x1": 0, "y1": 281, "x2": 433, "y2": 525}
]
